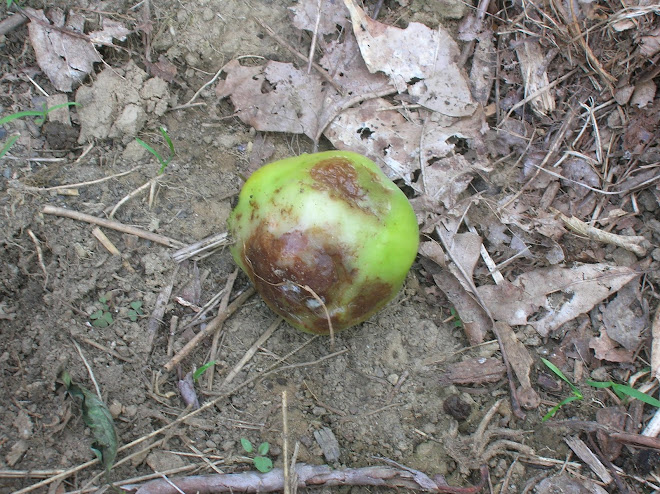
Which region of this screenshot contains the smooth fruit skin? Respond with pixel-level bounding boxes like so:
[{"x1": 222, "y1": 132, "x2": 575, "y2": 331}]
[{"x1": 228, "y1": 150, "x2": 419, "y2": 335}]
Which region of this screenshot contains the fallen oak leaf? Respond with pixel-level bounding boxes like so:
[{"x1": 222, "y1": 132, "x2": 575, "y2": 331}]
[
  {"x1": 477, "y1": 263, "x2": 640, "y2": 337},
  {"x1": 342, "y1": 0, "x2": 477, "y2": 117}
]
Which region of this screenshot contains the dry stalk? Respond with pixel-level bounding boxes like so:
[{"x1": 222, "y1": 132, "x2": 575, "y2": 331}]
[
  {"x1": 106, "y1": 177, "x2": 160, "y2": 218},
  {"x1": 206, "y1": 269, "x2": 239, "y2": 390},
  {"x1": 282, "y1": 390, "x2": 292, "y2": 494},
  {"x1": 42, "y1": 205, "x2": 185, "y2": 249},
  {"x1": 11, "y1": 165, "x2": 140, "y2": 193},
  {"x1": 221, "y1": 317, "x2": 281, "y2": 386},
  {"x1": 171, "y1": 232, "x2": 230, "y2": 263},
  {"x1": 555, "y1": 209, "x2": 651, "y2": 256},
  {"x1": 164, "y1": 287, "x2": 256, "y2": 372},
  {"x1": 26, "y1": 229, "x2": 48, "y2": 288}
]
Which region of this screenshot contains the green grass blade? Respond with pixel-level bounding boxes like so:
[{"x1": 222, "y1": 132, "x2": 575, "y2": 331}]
[
  {"x1": 542, "y1": 394, "x2": 582, "y2": 421},
  {"x1": 136, "y1": 138, "x2": 167, "y2": 168},
  {"x1": 193, "y1": 360, "x2": 217, "y2": 382},
  {"x1": 541, "y1": 358, "x2": 582, "y2": 397},
  {"x1": 0, "y1": 135, "x2": 20, "y2": 159},
  {"x1": 0, "y1": 110, "x2": 45, "y2": 126},
  {"x1": 587, "y1": 380, "x2": 660, "y2": 408},
  {"x1": 43, "y1": 102, "x2": 81, "y2": 114},
  {"x1": 160, "y1": 127, "x2": 175, "y2": 156}
]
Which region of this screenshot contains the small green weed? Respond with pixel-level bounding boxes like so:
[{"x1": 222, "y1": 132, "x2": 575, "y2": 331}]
[
  {"x1": 89, "y1": 294, "x2": 114, "y2": 328},
  {"x1": 61, "y1": 371, "x2": 117, "y2": 471},
  {"x1": 449, "y1": 307, "x2": 463, "y2": 329},
  {"x1": 192, "y1": 360, "x2": 218, "y2": 382},
  {"x1": 127, "y1": 300, "x2": 144, "y2": 322},
  {"x1": 136, "y1": 127, "x2": 175, "y2": 175},
  {"x1": 540, "y1": 358, "x2": 583, "y2": 421},
  {"x1": 541, "y1": 358, "x2": 660, "y2": 421},
  {"x1": 0, "y1": 102, "x2": 80, "y2": 159},
  {"x1": 240, "y1": 438, "x2": 273, "y2": 473},
  {"x1": 586, "y1": 378, "x2": 660, "y2": 408}
]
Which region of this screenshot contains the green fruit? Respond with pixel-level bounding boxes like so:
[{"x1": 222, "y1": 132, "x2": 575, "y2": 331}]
[{"x1": 228, "y1": 150, "x2": 418, "y2": 335}]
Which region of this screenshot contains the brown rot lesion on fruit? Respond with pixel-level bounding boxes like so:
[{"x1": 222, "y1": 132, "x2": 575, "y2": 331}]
[
  {"x1": 348, "y1": 280, "x2": 393, "y2": 321},
  {"x1": 309, "y1": 158, "x2": 389, "y2": 218}
]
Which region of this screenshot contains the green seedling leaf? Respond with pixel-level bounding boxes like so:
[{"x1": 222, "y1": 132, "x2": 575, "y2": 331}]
[
  {"x1": 136, "y1": 127, "x2": 175, "y2": 175},
  {"x1": 253, "y1": 456, "x2": 273, "y2": 473},
  {"x1": 160, "y1": 127, "x2": 175, "y2": 157},
  {"x1": 128, "y1": 300, "x2": 144, "y2": 322},
  {"x1": 540, "y1": 358, "x2": 583, "y2": 421},
  {"x1": 586, "y1": 380, "x2": 660, "y2": 408},
  {"x1": 0, "y1": 134, "x2": 19, "y2": 160},
  {"x1": 541, "y1": 358, "x2": 582, "y2": 398},
  {"x1": 240, "y1": 437, "x2": 253, "y2": 453},
  {"x1": 61, "y1": 372, "x2": 118, "y2": 470},
  {"x1": 542, "y1": 394, "x2": 582, "y2": 422},
  {"x1": 192, "y1": 360, "x2": 218, "y2": 382},
  {"x1": 257, "y1": 442, "x2": 270, "y2": 456},
  {"x1": 0, "y1": 102, "x2": 80, "y2": 126}
]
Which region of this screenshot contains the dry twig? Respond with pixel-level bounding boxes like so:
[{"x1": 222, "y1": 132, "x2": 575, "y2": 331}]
[
  {"x1": 42, "y1": 206, "x2": 185, "y2": 249},
  {"x1": 164, "y1": 287, "x2": 256, "y2": 372},
  {"x1": 118, "y1": 462, "x2": 489, "y2": 494}
]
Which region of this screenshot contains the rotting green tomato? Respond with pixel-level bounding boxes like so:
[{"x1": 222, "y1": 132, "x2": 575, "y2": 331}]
[{"x1": 227, "y1": 150, "x2": 419, "y2": 335}]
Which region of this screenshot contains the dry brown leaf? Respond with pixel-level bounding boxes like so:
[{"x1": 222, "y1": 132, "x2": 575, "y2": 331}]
[
  {"x1": 87, "y1": 17, "x2": 131, "y2": 45},
  {"x1": 495, "y1": 321, "x2": 540, "y2": 410},
  {"x1": 639, "y1": 26, "x2": 660, "y2": 57},
  {"x1": 216, "y1": 60, "x2": 325, "y2": 140},
  {"x1": 589, "y1": 329, "x2": 635, "y2": 363},
  {"x1": 342, "y1": 0, "x2": 476, "y2": 117},
  {"x1": 596, "y1": 407, "x2": 626, "y2": 461},
  {"x1": 325, "y1": 100, "x2": 487, "y2": 185},
  {"x1": 319, "y1": 32, "x2": 391, "y2": 96},
  {"x1": 438, "y1": 357, "x2": 506, "y2": 385},
  {"x1": 415, "y1": 155, "x2": 492, "y2": 209},
  {"x1": 477, "y1": 264, "x2": 640, "y2": 337},
  {"x1": 291, "y1": 0, "x2": 349, "y2": 35},
  {"x1": 601, "y1": 280, "x2": 648, "y2": 351},
  {"x1": 26, "y1": 9, "x2": 129, "y2": 93},
  {"x1": 421, "y1": 257, "x2": 490, "y2": 345},
  {"x1": 630, "y1": 79, "x2": 657, "y2": 108},
  {"x1": 26, "y1": 8, "x2": 101, "y2": 92}
]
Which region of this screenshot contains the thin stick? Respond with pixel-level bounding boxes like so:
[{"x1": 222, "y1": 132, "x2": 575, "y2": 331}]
[
  {"x1": 147, "y1": 265, "x2": 179, "y2": 352},
  {"x1": 555, "y1": 209, "x2": 650, "y2": 256},
  {"x1": 307, "y1": 0, "x2": 322, "y2": 74},
  {"x1": 172, "y1": 232, "x2": 230, "y2": 263},
  {"x1": 76, "y1": 336, "x2": 133, "y2": 363},
  {"x1": 207, "y1": 269, "x2": 239, "y2": 390},
  {"x1": 106, "y1": 177, "x2": 158, "y2": 218},
  {"x1": 12, "y1": 166, "x2": 140, "y2": 192},
  {"x1": 72, "y1": 340, "x2": 102, "y2": 399},
  {"x1": 184, "y1": 65, "x2": 226, "y2": 107},
  {"x1": 164, "y1": 287, "x2": 256, "y2": 372},
  {"x1": 0, "y1": 12, "x2": 28, "y2": 37},
  {"x1": 91, "y1": 227, "x2": 120, "y2": 256},
  {"x1": 42, "y1": 205, "x2": 185, "y2": 249},
  {"x1": 27, "y1": 229, "x2": 48, "y2": 288},
  {"x1": 222, "y1": 318, "x2": 281, "y2": 386},
  {"x1": 282, "y1": 390, "x2": 291, "y2": 494}
]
